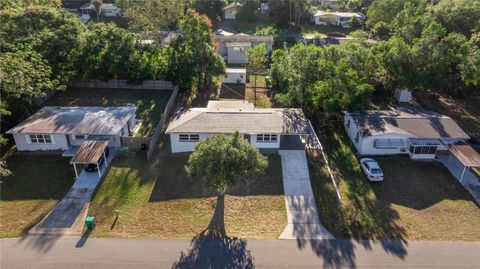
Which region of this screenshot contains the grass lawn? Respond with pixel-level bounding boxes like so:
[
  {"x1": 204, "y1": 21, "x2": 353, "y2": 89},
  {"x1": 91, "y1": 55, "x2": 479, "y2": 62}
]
[
  {"x1": 245, "y1": 75, "x2": 272, "y2": 108},
  {"x1": 310, "y1": 126, "x2": 480, "y2": 241},
  {"x1": 45, "y1": 88, "x2": 172, "y2": 137},
  {"x1": 88, "y1": 137, "x2": 286, "y2": 239},
  {"x1": 0, "y1": 154, "x2": 74, "y2": 237}
]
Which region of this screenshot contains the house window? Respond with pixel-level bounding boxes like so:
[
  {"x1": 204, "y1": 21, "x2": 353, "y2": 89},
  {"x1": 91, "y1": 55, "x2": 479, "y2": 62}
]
[
  {"x1": 179, "y1": 134, "x2": 199, "y2": 142},
  {"x1": 29, "y1": 134, "x2": 52, "y2": 144},
  {"x1": 354, "y1": 132, "x2": 359, "y2": 143},
  {"x1": 257, "y1": 134, "x2": 278, "y2": 143},
  {"x1": 75, "y1": 135, "x2": 85, "y2": 140},
  {"x1": 346, "y1": 119, "x2": 351, "y2": 128}
]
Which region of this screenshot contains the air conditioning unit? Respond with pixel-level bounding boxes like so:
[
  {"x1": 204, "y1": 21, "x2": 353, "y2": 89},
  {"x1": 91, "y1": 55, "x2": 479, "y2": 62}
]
[{"x1": 395, "y1": 88, "x2": 412, "y2": 103}]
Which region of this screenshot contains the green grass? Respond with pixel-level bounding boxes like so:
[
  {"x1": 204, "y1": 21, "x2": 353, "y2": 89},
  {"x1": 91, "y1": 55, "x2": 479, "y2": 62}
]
[
  {"x1": 45, "y1": 88, "x2": 172, "y2": 137},
  {"x1": 88, "y1": 138, "x2": 286, "y2": 239},
  {"x1": 310, "y1": 126, "x2": 480, "y2": 241},
  {"x1": 0, "y1": 154, "x2": 75, "y2": 237}
]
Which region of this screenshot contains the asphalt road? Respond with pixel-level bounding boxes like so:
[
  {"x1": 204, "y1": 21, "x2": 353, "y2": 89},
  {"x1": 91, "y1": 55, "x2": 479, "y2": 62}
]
[{"x1": 1, "y1": 235, "x2": 479, "y2": 269}]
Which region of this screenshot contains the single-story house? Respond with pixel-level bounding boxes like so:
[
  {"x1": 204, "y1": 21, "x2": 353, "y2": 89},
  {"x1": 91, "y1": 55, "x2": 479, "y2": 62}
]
[
  {"x1": 165, "y1": 101, "x2": 309, "y2": 153},
  {"x1": 223, "y1": 2, "x2": 242, "y2": 19},
  {"x1": 80, "y1": 2, "x2": 121, "y2": 17},
  {"x1": 214, "y1": 33, "x2": 274, "y2": 64},
  {"x1": 6, "y1": 106, "x2": 136, "y2": 152},
  {"x1": 314, "y1": 11, "x2": 365, "y2": 28},
  {"x1": 222, "y1": 68, "x2": 247, "y2": 84},
  {"x1": 344, "y1": 107, "x2": 470, "y2": 160},
  {"x1": 260, "y1": 2, "x2": 270, "y2": 13}
]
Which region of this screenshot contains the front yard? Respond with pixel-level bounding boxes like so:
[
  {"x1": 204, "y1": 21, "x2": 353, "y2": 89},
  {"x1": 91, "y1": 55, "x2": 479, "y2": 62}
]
[
  {"x1": 45, "y1": 88, "x2": 172, "y2": 137},
  {"x1": 310, "y1": 127, "x2": 480, "y2": 241},
  {"x1": 88, "y1": 137, "x2": 286, "y2": 239},
  {"x1": 0, "y1": 154, "x2": 74, "y2": 237}
]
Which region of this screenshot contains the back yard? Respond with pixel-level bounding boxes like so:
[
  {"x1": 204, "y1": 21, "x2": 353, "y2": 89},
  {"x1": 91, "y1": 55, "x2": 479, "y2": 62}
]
[
  {"x1": 45, "y1": 88, "x2": 172, "y2": 137},
  {"x1": 310, "y1": 127, "x2": 480, "y2": 241},
  {"x1": 0, "y1": 154, "x2": 74, "y2": 237},
  {"x1": 87, "y1": 137, "x2": 286, "y2": 239}
]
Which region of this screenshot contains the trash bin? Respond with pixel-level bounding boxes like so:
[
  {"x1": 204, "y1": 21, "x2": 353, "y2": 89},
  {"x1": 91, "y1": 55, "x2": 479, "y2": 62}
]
[{"x1": 85, "y1": 216, "x2": 95, "y2": 230}]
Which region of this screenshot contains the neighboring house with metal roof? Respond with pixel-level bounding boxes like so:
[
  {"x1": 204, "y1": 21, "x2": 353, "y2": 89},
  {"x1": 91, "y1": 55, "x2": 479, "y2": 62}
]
[
  {"x1": 6, "y1": 106, "x2": 136, "y2": 152},
  {"x1": 80, "y1": 2, "x2": 121, "y2": 17},
  {"x1": 344, "y1": 107, "x2": 470, "y2": 160},
  {"x1": 165, "y1": 101, "x2": 309, "y2": 153},
  {"x1": 314, "y1": 11, "x2": 365, "y2": 28},
  {"x1": 214, "y1": 33, "x2": 274, "y2": 64}
]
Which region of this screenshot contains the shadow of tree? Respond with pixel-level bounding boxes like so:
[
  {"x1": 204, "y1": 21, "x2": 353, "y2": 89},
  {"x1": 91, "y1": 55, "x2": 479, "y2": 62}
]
[{"x1": 172, "y1": 194, "x2": 254, "y2": 269}]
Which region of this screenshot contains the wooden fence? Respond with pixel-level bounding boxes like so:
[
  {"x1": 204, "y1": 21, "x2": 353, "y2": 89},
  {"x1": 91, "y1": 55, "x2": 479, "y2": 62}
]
[
  {"x1": 69, "y1": 79, "x2": 175, "y2": 90},
  {"x1": 146, "y1": 85, "x2": 179, "y2": 159}
]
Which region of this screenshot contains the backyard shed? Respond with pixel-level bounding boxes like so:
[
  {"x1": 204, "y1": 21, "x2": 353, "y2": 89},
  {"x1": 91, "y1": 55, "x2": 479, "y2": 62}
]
[{"x1": 222, "y1": 68, "x2": 247, "y2": 84}]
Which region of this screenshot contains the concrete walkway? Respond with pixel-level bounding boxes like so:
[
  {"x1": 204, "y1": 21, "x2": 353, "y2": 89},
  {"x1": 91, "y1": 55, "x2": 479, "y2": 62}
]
[
  {"x1": 29, "y1": 149, "x2": 117, "y2": 235},
  {"x1": 278, "y1": 150, "x2": 334, "y2": 240},
  {"x1": 437, "y1": 151, "x2": 480, "y2": 206},
  {"x1": 2, "y1": 236, "x2": 480, "y2": 269}
]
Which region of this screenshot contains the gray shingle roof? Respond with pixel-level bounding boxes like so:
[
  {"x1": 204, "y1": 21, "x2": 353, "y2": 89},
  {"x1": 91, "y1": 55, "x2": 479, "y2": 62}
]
[
  {"x1": 6, "y1": 106, "x2": 136, "y2": 135},
  {"x1": 166, "y1": 101, "x2": 308, "y2": 134},
  {"x1": 348, "y1": 107, "x2": 469, "y2": 139},
  {"x1": 214, "y1": 33, "x2": 274, "y2": 44}
]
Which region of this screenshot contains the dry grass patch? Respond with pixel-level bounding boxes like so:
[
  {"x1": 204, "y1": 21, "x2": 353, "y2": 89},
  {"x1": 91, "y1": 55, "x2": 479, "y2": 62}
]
[
  {"x1": 0, "y1": 154, "x2": 74, "y2": 237},
  {"x1": 88, "y1": 140, "x2": 286, "y2": 239},
  {"x1": 310, "y1": 126, "x2": 480, "y2": 241}
]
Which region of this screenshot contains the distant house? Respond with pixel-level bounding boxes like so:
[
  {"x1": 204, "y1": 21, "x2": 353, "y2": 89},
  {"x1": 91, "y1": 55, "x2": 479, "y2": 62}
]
[
  {"x1": 6, "y1": 106, "x2": 136, "y2": 152},
  {"x1": 165, "y1": 101, "x2": 309, "y2": 153},
  {"x1": 214, "y1": 33, "x2": 274, "y2": 64},
  {"x1": 344, "y1": 107, "x2": 470, "y2": 160},
  {"x1": 80, "y1": 2, "x2": 121, "y2": 17},
  {"x1": 223, "y1": 2, "x2": 242, "y2": 19},
  {"x1": 318, "y1": 0, "x2": 341, "y2": 10},
  {"x1": 314, "y1": 11, "x2": 365, "y2": 28},
  {"x1": 260, "y1": 1, "x2": 270, "y2": 13},
  {"x1": 223, "y1": 68, "x2": 247, "y2": 84}
]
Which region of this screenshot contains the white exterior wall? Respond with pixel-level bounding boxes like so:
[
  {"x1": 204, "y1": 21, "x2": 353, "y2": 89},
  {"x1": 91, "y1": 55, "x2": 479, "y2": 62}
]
[
  {"x1": 13, "y1": 133, "x2": 69, "y2": 151},
  {"x1": 227, "y1": 46, "x2": 249, "y2": 64},
  {"x1": 222, "y1": 72, "x2": 246, "y2": 84},
  {"x1": 70, "y1": 134, "x2": 86, "y2": 146},
  {"x1": 170, "y1": 133, "x2": 214, "y2": 153},
  {"x1": 250, "y1": 134, "x2": 280, "y2": 149},
  {"x1": 224, "y1": 9, "x2": 236, "y2": 19},
  {"x1": 103, "y1": 8, "x2": 121, "y2": 17},
  {"x1": 170, "y1": 133, "x2": 281, "y2": 153},
  {"x1": 344, "y1": 114, "x2": 363, "y2": 153},
  {"x1": 359, "y1": 134, "x2": 409, "y2": 156}
]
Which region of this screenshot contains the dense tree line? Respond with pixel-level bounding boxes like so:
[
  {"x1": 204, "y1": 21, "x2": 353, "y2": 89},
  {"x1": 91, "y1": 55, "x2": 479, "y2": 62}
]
[
  {"x1": 0, "y1": 5, "x2": 224, "y2": 169},
  {"x1": 271, "y1": 0, "x2": 480, "y2": 116}
]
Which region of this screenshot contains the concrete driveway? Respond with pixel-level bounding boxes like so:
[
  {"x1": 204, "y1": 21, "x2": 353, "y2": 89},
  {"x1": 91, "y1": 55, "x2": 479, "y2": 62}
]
[{"x1": 278, "y1": 150, "x2": 334, "y2": 240}]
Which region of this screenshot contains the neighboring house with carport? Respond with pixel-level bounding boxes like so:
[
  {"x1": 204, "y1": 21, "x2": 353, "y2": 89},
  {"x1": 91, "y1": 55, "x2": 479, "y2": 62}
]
[
  {"x1": 222, "y1": 68, "x2": 247, "y2": 84},
  {"x1": 80, "y1": 2, "x2": 121, "y2": 17},
  {"x1": 344, "y1": 107, "x2": 470, "y2": 160},
  {"x1": 214, "y1": 33, "x2": 274, "y2": 64},
  {"x1": 165, "y1": 101, "x2": 309, "y2": 153},
  {"x1": 6, "y1": 106, "x2": 136, "y2": 153},
  {"x1": 223, "y1": 2, "x2": 242, "y2": 19},
  {"x1": 314, "y1": 11, "x2": 365, "y2": 28}
]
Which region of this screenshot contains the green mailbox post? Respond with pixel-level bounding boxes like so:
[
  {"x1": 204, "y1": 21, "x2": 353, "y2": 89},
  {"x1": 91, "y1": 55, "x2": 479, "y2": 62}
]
[{"x1": 85, "y1": 216, "x2": 95, "y2": 230}]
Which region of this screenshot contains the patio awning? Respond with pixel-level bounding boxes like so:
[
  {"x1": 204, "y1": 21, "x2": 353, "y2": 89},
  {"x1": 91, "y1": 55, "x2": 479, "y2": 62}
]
[
  {"x1": 408, "y1": 138, "x2": 442, "y2": 146},
  {"x1": 447, "y1": 144, "x2": 480, "y2": 168},
  {"x1": 70, "y1": 140, "x2": 109, "y2": 164}
]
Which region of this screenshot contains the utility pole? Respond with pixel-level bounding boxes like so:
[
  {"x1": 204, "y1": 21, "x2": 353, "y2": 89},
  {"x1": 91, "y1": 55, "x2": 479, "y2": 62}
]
[{"x1": 254, "y1": 73, "x2": 257, "y2": 107}]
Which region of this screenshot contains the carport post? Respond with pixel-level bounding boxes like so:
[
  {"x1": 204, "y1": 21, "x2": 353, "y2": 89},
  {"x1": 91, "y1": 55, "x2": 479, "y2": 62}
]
[
  {"x1": 103, "y1": 151, "x2": 107, "y2": 165},
  {"x1": 460, "y1": 166, "x2": 466, "y2": 183},
  {"x1": 97, "y1": 161, "x2": 101, "y2": 178},
  {"x1": 73, "y1": 163, "x2": 79, "y2": 180}
]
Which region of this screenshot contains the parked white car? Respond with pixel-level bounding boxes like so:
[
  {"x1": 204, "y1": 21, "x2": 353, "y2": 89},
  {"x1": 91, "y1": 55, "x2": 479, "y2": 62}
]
[{"x1": 360, "y1": 158, "x2": 384, "y2": 182}]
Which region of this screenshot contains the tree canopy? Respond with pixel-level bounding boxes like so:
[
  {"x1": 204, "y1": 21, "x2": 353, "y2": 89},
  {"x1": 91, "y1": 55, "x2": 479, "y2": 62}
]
[{"x1": 185, "y1": 131, "x2": 268, "y2": 194}]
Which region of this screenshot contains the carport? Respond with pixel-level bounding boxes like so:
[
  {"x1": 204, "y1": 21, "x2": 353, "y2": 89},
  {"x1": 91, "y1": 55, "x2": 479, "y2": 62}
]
[
  {"x1": 70, "y1": 140, "x2": 110, "y2": 179},
  {"x1": 445, "y1": 144, "x2": 480, "y2": 182}
]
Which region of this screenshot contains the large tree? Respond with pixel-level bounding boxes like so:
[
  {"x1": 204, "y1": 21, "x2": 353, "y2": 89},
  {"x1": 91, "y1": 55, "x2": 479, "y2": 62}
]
[
  {"x1": 430, "y1": 0, "x2": 480, "y2": 38},
  {"x1": 185, "y1": 132, "x2": 268, "y2": 236},
  {"x1": 167, "y1": 9, "x2": 225, "y2": 90},
  {"x1": 119, "y1": 0, "x2": 186, "y2": 33}
]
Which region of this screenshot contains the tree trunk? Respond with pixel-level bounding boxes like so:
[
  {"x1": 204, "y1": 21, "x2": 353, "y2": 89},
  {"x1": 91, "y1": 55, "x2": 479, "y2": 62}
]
[{"x1": 204, "y1": 192, "x2": 226, "y2": 237}]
